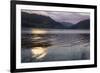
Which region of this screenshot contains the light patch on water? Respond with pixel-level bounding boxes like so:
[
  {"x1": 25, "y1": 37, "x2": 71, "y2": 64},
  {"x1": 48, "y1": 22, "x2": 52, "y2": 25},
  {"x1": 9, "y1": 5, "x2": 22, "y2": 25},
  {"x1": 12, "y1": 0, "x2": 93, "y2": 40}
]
[
  {"x1": 32, "y1": 36, "x2": 42, "y2": 40},
  {"x1": 31, "y1": 47, "x2": 47, "y2": 60},
  {"x1": 32, "y1": 29, "x2": 47, "y2": 34}
]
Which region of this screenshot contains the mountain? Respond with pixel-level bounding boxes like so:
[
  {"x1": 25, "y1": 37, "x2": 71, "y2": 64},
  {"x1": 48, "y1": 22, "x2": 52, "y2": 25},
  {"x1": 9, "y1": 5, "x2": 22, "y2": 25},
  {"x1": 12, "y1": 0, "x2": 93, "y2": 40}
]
[
  {"x1": 21, "y1": 12, "x2": 90, "y2": 29},
  {"x1": 60, "y1": 22, "x2": 73, "y2": 28},
  {"x1": 71, "y1": 19, "x2": 90, "y2": 29},
  {"x1": 21, "y1": 12, "x2": 67, "y2": 29}
]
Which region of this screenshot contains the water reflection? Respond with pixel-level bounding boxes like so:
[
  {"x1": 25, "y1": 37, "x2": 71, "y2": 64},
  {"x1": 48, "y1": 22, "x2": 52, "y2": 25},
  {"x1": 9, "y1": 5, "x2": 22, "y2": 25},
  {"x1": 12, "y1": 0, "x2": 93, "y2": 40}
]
[
  {"x1": 31, "y1": 29, "x2": 48, "y2": 60},
  {"x1": 32, "y1": 29, "x2": 47, "y2": 34},
  {"x1": 21, "y1": 29, "x2": 90, "y2": 62},
  {"x1": 31, "y1": 47, "x2": 47, "y2": 60}
]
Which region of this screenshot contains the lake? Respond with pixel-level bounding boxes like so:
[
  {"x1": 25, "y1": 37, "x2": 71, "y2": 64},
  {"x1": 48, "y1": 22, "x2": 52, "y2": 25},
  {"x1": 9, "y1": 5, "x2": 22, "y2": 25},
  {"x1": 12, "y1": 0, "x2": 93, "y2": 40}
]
[{"x1": 21, "y1": 28, "x2": 90, "y2": 63}]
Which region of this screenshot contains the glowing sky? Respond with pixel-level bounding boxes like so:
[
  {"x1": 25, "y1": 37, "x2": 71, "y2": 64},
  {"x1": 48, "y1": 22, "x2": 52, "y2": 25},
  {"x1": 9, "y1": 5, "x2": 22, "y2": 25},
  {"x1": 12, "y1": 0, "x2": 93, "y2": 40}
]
[{"x1": 22, "y1": 9, "x2": 90, "y2": 24}]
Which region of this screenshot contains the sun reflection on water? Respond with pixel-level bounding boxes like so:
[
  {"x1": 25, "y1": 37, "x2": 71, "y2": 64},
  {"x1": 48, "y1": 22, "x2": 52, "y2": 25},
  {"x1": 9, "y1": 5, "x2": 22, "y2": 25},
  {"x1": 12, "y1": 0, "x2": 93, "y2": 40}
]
[
  {"x1": 31, "y1": 47, "x2": 47, "y2": 60},
  {"x1": 31, "y1": 29, "x2": 48, "y2": 60},
  {"x1": 32, "y1": 29, "x2": 47, "y2": 34}
]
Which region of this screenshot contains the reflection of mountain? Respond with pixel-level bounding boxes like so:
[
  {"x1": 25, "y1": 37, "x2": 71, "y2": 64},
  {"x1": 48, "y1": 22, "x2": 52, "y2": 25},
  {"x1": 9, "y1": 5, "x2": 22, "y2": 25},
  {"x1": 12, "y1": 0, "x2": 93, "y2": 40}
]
[
  {"x1": 21, "y1": 12, "x2": 90, "y2": 29},
  {"x1": 71, "y1": 19, "x2": 90, "y2": 29}
]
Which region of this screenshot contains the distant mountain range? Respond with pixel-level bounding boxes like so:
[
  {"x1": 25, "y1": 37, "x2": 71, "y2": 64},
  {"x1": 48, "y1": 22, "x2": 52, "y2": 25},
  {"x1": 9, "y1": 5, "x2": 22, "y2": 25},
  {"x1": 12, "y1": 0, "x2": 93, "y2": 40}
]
[
  {"x1": 71, "y1": 19, "x2": 90, "y2": 29},
  {"x1": 21, "y1": 12, "x2": 90, "y2": 29}
]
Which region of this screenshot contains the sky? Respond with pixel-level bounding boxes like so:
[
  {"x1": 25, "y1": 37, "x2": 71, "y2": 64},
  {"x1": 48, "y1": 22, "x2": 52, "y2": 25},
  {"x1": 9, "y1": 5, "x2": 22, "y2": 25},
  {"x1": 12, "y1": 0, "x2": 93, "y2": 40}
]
[{"x1": 22, "y1": 9, "x2": 90, "y2": 24}]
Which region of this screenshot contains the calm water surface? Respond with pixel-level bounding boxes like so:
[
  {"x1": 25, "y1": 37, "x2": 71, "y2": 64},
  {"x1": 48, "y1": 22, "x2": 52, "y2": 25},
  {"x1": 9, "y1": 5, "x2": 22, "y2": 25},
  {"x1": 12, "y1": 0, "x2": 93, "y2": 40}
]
[{"x1": 21, "y1": 29, "x2": 90, "y2": 63}]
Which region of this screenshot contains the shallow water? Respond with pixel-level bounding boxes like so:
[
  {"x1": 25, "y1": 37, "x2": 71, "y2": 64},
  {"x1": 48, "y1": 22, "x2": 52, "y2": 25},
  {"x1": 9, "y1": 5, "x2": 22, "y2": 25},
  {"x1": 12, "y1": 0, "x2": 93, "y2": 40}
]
[{"x1": 21, "y1": 29, "x2": 90, "y2": 63}]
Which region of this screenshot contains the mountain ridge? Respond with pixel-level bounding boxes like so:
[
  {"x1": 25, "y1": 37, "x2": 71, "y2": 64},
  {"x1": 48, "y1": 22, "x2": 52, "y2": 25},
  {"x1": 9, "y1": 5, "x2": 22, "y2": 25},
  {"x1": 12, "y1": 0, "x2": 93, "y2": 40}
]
[{"x1": 21, "y1": 12, "x2": 90, "y2": 29}]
